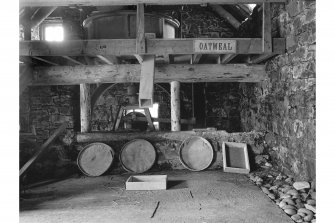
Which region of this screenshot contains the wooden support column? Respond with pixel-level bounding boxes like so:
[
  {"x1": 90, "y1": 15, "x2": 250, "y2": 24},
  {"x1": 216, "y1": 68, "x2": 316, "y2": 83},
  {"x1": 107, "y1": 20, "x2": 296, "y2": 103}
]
[
  {"x1": 139, "y1": 55, "x2": 155, "y2": 107},
  {"x1": 171, "y1": 81, "x2": 181, "y2": 131},
  {"x1": 262, "y1": 3, "x2": 272, "y2": 53},
  {"x1": 80, "y1": 84, "x2": 91, "y2": 132},
  {"x1": 136, "y1": 3, "x2": 145, "y2": 54}
]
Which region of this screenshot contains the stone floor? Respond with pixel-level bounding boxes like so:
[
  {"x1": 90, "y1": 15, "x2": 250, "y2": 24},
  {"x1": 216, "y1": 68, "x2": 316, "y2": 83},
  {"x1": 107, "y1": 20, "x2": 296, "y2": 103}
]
[{"x1": 20, "y1": 170, "x2": 293, "y2": 223}]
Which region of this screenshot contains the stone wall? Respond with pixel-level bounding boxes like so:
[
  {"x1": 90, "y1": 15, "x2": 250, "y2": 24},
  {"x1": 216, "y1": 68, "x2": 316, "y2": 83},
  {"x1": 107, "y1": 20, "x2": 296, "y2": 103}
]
[
  {"x1": 205, "y1": 83, "x2": 242, "y2": 132},
  {"x1": 239, "y1": 0, "x2": 316, "y2": 181}
]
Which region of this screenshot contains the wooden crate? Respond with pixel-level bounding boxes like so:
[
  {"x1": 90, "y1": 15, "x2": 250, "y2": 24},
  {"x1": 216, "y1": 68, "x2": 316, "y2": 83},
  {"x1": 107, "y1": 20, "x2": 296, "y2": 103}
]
[
  {"x1": 126, "y1": 175, "x2": 167, "y2": 190},
  {"x1": 222, "y1": 142, "x2": 250, "y2": 174}
]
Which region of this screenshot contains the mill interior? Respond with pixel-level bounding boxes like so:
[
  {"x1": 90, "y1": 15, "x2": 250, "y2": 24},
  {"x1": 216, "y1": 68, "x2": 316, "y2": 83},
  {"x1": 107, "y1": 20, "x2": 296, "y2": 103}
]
[{"x1": 19, "y1": 0, "x2": 316, "y2": 222}]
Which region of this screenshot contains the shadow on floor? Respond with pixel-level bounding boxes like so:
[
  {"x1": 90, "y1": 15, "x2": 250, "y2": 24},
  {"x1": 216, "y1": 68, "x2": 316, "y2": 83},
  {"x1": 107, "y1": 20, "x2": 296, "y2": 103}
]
[{"x1": 167, "y1": 180, "x2": 188, "y2": 190}]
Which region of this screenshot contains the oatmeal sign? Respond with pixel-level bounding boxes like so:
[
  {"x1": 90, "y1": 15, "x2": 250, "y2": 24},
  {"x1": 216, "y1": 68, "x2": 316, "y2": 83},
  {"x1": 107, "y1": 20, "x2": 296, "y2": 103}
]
[{"x1": 193, "y1": 39, "x2": 236, "y2": 53}]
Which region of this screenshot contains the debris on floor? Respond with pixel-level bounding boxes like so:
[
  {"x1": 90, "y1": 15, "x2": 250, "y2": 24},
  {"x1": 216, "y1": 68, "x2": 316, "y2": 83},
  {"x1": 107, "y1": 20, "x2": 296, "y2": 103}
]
[
  {"x1": 249, "y1": 169, "x2": 316, "y2": 223},
  {"x1": 150, "y1": 201, "x2": 160, "y2": 218}
]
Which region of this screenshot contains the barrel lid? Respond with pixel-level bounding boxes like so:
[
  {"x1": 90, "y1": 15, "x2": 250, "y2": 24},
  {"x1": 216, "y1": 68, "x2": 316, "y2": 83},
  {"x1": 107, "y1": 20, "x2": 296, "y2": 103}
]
[
  {"x1": 179, "y1": 136, "x2": 213, "y2": 171},
  {"x1": 120, "y1": 139, "x2": 156, "y2": 173},
  {"x1": 77, "y1": 142, "x2": 114, "y2": 177}
]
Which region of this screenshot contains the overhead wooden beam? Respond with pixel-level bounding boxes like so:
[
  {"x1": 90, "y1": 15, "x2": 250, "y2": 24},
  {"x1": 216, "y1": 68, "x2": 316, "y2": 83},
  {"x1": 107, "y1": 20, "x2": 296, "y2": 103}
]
[
  {"x1": 210, "y1": 5, "x2": 241, "y2": 29},
  {"x1": 30, "y1": 6, "x2": 57, "y2": 29},
  {"x1": 139, "y1": 55, "x2": 155, "y2": 108},
  {"x1": 96, "y1": 55, "x2": 115, "y2": 65},
  {"x1": 31, "y1": 56, "x2": 59, "y2": 65},
  {"x1": 62, "y1": 56, "x2": 85, "y2": 65},
  {"x1": 249, "y1": 54, "x2": 276, "y2": 64},
  {"x1": 191, "y1": 54, "x2": 202, "y2": 64},
  {"x1": 220, "y1": 54, "x2": 237, "y2": 64},
  {"x1": 32, "y1": 64, "x2": 267, "y2": 85},
  {"x1": 136, "y1": 4, "x2": 146, "y2": 54},
  {"x1": 134, "y1": 54, "x2": 143, "y2": 64},
  {"x1": 20, "y1": 0, "x2": 287, "y2": 7},
  {"x1": 20, "y1": 38, "x2": 285, "y2": 56},
  {"x1": 262, "y1": 3, "x2": 272, "y2": 53}
]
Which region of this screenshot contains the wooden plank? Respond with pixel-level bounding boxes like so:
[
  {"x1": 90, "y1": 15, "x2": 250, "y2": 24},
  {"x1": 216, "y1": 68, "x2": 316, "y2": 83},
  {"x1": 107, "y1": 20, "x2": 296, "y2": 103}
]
[
  {"x1": 31, "y1": 56, "x2": 59, "y2": 65},
  {"x1": 76, "y1": 130, "x2": 243, "y2": 143},
  {"x1": 80, "y1": 84, "x2": 91, "y2": 132},
  {"x1": 134, "y1": 54, "x2": 143, "y2": 64},
  {"x1": 139, "y1": 55, "x2": 155, "y2": 107},
  {"x1": 62, "y1": 56, "x2": 85, "y2": 65},
  {"x1": 19, "y1": 122, "x2": 68, "y2": 177},
  {"x1": 192, "y1": 54, "x2": 202, "y2": 64},
  {"x1": 19, "y1": 38, "x2": 286, "y2": 56},
  {"x1": 96, "y1": 55, "x2": 114, "y2": 65},
  {"x1": 220, "y1": 54, "x2": 237, "y2": 64},
  {"x1": 210, "y1": 4, "x2": 241, "y2": 29},
  {"x1": 144, "y1": 108, "x2": 155, "y2": 130},
  {"x1": 136, "y1": 4, "x2": 145, "y2": 54},
  {"x1": 262, "y1": 3, "x2": 272, "y2": 53},
  {"x1": 171, "y1": 81, "x2": 181, "y2": 131},
  {"x1": 32, "y1": 64, "x2": 268, "y2": 85},
  {"x1": 20, "y1": 0, "x2": 287, "y2": 7},
  {"x1": 249, "y1": 53, "x2": 276, "y2": 64}
]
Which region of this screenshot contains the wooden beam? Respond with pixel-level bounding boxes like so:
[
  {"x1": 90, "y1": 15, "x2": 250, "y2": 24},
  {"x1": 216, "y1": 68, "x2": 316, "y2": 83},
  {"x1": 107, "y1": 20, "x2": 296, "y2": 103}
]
[
  {"x1": 96, "y1": 55, "x2": 114, "y2": 65},
  {"x1": 62, "y1": 56, "x2": 85, "y2": 65},
  {"x1": 192, "y1": 54, "x2": 202, "y2": 64},
  {"x1": 80, "y1": 84, "x2": 91, "y2": 132},
  {"x1": 122, "y1": 116, "x2": 196, "y2": 124},
  {"x1": 20, "y1": 38, "x2": 286, "y2": 56},
  {"x1": 30, "y1": 6, "x2": 57, "y2": 29},
  {"x1": 262, "y1": 3, "x2": 272, "y2": 53},
  {"x1": 134, "y1": 54, "x2": 143, "y2": 64},
  {"x1": 139, "y1": 55, "x2": 155, "y2": 107},
  {"x1": 210, "y1": 4, "x2": 241, "y2": 29},
  {"x1": 171, "y1": 81, "x2": 181, "y2": 131},
  {"x1": 76, "y1": 130, "x2": 261, "y2": 143},
  {"x1": 20, "y1": 0, "x2": 287, "y2": 7},
  {"x1": 136, "y1": 4, "x2": 145, "y2": 54},
  {"x1": 32, "y1": 64, "x2": 268, "y2": 85},
  {"x1": 220, "y1": 54, "x2": 237, "y2": 64},
  {"x1": 249, "y1": 54, "x2": 276, "y2": 64},
  {"x1": 31, "y1": 56, "x2": 59, "y2": 65},
  {"x1": 20, "y1": 122, "x2": 68, "y2": 177}
]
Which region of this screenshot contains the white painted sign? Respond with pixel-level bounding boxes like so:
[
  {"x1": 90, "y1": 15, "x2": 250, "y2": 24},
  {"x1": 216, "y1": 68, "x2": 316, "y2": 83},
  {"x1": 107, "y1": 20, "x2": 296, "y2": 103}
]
[{"x1": 194, "y1": 40, "x2": 236, "y2": 53}]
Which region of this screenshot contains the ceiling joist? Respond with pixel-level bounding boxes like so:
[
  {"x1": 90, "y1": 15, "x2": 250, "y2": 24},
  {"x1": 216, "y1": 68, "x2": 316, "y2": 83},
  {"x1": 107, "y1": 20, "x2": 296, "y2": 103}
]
[{"x1": 20, "y1": 0, "x2": 287, "y2": 7}]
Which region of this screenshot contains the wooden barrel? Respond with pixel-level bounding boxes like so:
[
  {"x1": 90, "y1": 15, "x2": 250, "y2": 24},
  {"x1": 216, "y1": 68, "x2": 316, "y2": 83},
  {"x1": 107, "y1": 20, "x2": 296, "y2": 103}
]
[
  {"x1": 120, "y1": 139, "x2": 156, "y2": 173},
  {"x1": 77, "y1": 142, "x2": 115, "y2": 177},
  {"x1": 179, "y1": 136, "x2": 213, "y2": 171}
]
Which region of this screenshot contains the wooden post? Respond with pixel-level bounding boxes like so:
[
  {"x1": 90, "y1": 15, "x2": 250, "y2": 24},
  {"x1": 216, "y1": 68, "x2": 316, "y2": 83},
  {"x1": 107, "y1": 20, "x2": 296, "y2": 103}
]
[
  {"x1": 136, "y1": 3, "x2": 145, "y2": 54},
  {"x1": 80, "y1": 84, "x2": 91, "y2": 132},
  {"x1": 262, "y1": 3, "x2": 272, "y2": 53},
  {"x1": 171, "y1": 81, "x2": 181, "y2": 131},
  {"x1": 139, "y1": 55, "x2": 155, "y2": 107}
]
